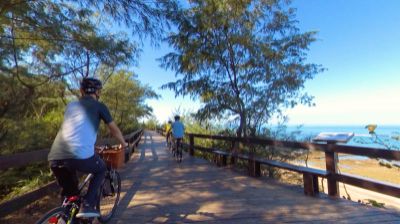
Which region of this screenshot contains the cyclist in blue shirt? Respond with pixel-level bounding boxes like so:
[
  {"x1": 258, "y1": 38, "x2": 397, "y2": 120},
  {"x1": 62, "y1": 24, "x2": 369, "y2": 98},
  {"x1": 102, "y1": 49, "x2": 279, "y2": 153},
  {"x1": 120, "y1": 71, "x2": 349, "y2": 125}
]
[
  {"x1": 171, "y1": 115, "x2": 185, "y2": 162},
  {"x1": 48, "y1": 78, "x2": 128, "y2": 218}
]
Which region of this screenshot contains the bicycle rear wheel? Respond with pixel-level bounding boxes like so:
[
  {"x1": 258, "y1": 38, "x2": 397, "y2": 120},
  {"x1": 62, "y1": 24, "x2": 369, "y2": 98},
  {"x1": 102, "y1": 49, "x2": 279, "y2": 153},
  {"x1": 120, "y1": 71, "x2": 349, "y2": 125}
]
[
  {"x1": 177, "y1": 142, "x2": 183, "y2": 162},
  {"x1": 35, "y1": 207, "x2": 70, "y2": 224},
  {"x1": 97, "y1": 170, "x2": 121, "y2": 223},
  {"x1": 171, "y1": 140, "x2": 176, "y2": 157}
]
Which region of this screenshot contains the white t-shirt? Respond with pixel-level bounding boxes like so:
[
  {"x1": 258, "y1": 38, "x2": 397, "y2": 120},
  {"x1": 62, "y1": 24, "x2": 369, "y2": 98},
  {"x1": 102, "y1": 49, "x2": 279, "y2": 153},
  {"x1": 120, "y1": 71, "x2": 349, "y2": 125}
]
[{"x1": 48, "y1": 96, "x2": 112, "y2": 160}]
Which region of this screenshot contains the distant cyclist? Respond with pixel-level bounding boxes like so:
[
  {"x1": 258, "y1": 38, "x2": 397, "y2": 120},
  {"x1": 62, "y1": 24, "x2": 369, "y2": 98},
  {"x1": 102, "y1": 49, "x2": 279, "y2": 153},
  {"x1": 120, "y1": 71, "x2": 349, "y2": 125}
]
[
  {"x1": 47, "y1": 77, "x2": 128, "y2": 218},
  {"x1": 171, "y1": 115, "x2": 185, "y2": 162},
  {"x1": 165, "y1": 120, "x2": 172, "y2": 148}
]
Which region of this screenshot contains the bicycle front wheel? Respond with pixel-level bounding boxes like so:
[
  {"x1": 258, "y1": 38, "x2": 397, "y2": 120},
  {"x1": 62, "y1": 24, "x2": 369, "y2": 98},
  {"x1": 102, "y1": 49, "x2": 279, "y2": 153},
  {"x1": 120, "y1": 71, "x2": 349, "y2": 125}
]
[
  {"x1": 35, "y1": 207, "x2": 70, "y2": 224},
  {"x1": 98, "y1": 170, "x2": 121, "y2": 223}
]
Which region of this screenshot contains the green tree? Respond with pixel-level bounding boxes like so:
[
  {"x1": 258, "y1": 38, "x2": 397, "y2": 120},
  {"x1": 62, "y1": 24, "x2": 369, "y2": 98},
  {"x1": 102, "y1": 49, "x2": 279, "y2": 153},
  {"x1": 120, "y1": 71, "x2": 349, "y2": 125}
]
[
  {"x1": 0, "y1": 73, "x2": 66, "y2": 154},
  {"x1": 144, "y1": 116, "x2": 159, "y2": 130},
  {"x1": 99, "y1": 69, "x2": 159, "y2": 135},
  {"x1": 0, "y1": 1, "x2": 137, "y2": 92},
  {"x1": 0, "y1": 0, "x2": 177, "y2": 150},
  {"x1": 68, "y1": 0, "x2": 180, "y2": 42},
  {"x1": 160, "y1": 0, "x2": 323, "y2": 137},
  {"x1": 0, "y1": 0, "x2": 181, "y2": 99}
]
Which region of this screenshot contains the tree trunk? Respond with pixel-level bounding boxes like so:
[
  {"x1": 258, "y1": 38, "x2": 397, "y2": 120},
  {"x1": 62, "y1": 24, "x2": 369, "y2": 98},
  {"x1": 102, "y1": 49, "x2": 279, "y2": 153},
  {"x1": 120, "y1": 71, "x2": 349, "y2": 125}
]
[{"x1": 237, "y1": 111, "x2": 247, "y2": 138}]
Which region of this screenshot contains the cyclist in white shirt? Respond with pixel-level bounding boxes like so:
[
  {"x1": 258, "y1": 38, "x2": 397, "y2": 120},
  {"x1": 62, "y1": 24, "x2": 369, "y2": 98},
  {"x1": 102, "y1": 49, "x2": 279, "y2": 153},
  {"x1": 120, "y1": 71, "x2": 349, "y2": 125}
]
[{"x1": 48, "y1": 78, "x2": 128, "y2": 218}]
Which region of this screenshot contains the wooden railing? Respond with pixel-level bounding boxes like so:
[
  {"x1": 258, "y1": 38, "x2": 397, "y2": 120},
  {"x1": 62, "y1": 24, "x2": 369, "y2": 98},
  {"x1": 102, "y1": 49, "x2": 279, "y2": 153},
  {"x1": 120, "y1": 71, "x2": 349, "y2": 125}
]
[
  {"x1": 0, "y1": 129, "x2": 143, "y2": 217},
  {"x1": 187, "y1": 133, "x2": 400, "y2": 198}
]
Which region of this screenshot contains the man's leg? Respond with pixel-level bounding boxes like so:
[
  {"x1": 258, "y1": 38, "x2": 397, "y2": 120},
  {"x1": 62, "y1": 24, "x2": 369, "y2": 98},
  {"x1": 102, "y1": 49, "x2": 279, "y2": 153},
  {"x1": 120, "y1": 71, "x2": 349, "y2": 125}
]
[
  {"x1": 70, "y1": 154, "x2": 106, "y2": 217},
  {"x1": 172, "y1": 137, "x2": 176, "y2": 155},
  {"x1": 177, "y1": 138, "x2": 182, "y2": 160},
  {"x1": 49, "y1": 160, "x2": 79, "y2": 197}
]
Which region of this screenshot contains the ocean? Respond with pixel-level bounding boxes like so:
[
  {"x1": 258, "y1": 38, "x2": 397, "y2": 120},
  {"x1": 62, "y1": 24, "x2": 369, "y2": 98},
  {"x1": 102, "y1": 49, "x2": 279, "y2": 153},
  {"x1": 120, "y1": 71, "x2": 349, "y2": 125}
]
[{"x1": 277, "y1": 125, "x2": 400, "y2": 150}]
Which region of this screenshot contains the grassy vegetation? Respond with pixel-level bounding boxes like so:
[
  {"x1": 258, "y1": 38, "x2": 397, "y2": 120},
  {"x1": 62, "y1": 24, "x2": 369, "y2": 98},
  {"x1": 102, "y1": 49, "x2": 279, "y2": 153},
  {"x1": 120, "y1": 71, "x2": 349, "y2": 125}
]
[
  {"x1": 366, "y1": 199, "x2": 386, "y2": 208},
  {"x1": 0, "y1": 162, "x2": 54, "y2": 203}
]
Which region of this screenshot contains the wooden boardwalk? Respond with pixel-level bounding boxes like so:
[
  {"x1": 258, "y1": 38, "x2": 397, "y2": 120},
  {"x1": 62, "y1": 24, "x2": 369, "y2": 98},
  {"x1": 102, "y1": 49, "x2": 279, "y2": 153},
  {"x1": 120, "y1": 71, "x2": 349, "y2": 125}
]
[{"x1": 110, "y1": 131, "x2": 400, "y2": 223}]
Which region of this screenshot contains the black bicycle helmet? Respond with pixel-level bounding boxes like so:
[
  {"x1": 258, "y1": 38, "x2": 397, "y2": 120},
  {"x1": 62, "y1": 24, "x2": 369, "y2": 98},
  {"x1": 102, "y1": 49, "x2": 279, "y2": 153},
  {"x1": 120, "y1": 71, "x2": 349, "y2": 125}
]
[{"x1": 80, "y1": 77, "x2": 102, "y2": 94}]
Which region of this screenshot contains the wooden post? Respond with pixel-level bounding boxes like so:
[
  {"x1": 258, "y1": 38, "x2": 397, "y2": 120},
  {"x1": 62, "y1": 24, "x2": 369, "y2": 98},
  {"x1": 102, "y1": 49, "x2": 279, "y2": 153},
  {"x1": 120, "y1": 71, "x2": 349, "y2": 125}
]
[
  {"x1": 254, "y1": 161, "x2": 261, "y2": 177},
  {"x1": 135, "y1": 132, "x2": 140, "y2": 147},
  {"x1": 131, "y1": 144, "x2": 135, "y2": 153},
  {"x1": 230, "y1": 140, "x2": 237, "y2": 165},
  {"x1": 248, "y1": 150, "x2": 257, "y2": 177},
  {"x1": 313, "y1": 175, "x2": 319, "y2": 195},
  {"x1": 303, "y1": 174, "x2": 319, "y2": 196},
  {"x1": 124, "y1": 148, "x2": 130, "y2": 162},
  {"x1": 189, "y1": 134, "x2": 194, "y2": 156},
  {"x1": 213, "y1": 153, "x2": 218, "y2": 165},
  {"x1": 303, "y1": 173, "x2": 313, "y2": 196},
  {"x1": 221, "y1": 154, "x2": 227, "y2": 166},
  {"x1": 325, "y1": 143, "x2": 339, "y2": 197}
]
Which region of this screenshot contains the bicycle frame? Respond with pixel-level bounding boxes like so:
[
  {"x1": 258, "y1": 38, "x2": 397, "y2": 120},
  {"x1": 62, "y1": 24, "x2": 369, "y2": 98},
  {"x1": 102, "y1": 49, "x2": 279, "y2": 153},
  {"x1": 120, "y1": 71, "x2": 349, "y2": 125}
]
[
  {"x1": 170, "y1": 137, "x2": 183, "y2": 162},
  {"x1": 37, "y1": 148, "x2": 122, "y2": 224},
  {"x1": 171, "y1": 137, "x2": 176, "y2": 153},
  {"x1": 59, "y1": 173, "x2": 94, "y2": 223},
  {"x1": 56, "y1": 170, "x2": 113, "y2": 223}
]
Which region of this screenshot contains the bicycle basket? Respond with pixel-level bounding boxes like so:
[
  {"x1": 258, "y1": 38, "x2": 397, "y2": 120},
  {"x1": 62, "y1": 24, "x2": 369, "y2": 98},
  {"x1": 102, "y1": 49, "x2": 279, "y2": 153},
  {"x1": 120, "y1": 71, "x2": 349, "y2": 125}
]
[{"x1": 97, "y1": 147, "x2": 124, "y2": 169}]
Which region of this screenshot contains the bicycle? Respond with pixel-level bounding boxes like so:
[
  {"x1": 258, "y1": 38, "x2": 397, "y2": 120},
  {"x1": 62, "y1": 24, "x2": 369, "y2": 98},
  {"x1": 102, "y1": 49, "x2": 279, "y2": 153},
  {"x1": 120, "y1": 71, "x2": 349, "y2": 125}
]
[
  {"x1": 35, "y1": 145, "x2": 122, "y2": 224},
  {"x1": 173, "y1": 138, "x2": 183, "y2": 163}
]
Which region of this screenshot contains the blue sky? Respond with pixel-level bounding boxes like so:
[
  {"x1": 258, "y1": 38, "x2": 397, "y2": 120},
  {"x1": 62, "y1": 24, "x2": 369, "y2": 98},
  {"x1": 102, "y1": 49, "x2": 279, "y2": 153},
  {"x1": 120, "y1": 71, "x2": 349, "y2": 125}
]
[{"x1": 133, "y1": 0, "x2": 400, "y2": 126}]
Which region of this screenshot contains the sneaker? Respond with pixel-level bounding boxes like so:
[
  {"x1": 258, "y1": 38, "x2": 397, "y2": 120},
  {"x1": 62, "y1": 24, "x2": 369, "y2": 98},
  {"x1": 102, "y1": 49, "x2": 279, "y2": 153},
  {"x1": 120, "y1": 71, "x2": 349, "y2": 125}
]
[{"x1": 76, "y1": 204, "x2": 100, "y2": 218}]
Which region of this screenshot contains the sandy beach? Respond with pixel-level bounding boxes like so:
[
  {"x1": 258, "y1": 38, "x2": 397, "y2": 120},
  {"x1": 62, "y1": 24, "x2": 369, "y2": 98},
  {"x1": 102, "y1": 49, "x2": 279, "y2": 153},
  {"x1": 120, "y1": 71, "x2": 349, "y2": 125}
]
[
  {"x1": 308, "y1": 151, "x2": 400, "y2": 184},
  {"x1": 294, "y1": 151, "x2": 400, "y2": 211}
]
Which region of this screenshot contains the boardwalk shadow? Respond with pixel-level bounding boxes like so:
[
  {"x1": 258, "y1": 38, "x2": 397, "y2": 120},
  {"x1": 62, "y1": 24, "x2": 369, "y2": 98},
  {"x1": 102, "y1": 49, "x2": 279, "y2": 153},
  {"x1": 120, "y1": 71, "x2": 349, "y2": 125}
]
[
  {"x1": 110, "y1": 131, "x2": 161, "y2": 223},
  {"x1": 139, "y1": 132, "x2": 158, "y2": 162}
]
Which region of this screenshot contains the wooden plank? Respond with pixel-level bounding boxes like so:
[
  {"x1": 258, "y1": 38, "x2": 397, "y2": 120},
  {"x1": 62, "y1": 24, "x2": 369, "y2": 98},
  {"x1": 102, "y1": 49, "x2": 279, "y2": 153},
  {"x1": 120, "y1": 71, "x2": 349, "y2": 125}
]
[
  {"x1": 131, "y1": 131, "x2": 143, "y2": 146},
  {"x1": 0, "y1": 181, "x2": 58, "y2": 217},
  {"x1": 0, "y1": 129, "x2": 143, "y2": 171},
  {"x1": 254, "y1": 158, "x2": 328, "y2": 177},
  {"x1": 213, "y1": 150, "x2": 230, "y2": 156},
  {"x1": 125, "y1": 129, "x2": 142, "y2": 142},
  {"x1": 0, "y1": 149, "x2": 49, "y2": 170},
  {"x1": 96, "y1": 129, "x2": 143, "y2": 146},
  {"x1": 329, "y1": 144, "x2": 400, "y2": 160},
  {"x1": 187, "y1": 133, "x2": 400, "y2": 161},
  {"x1": 334, "y1": 173, "x2": 400, "y2": 198},
  {"x1": 219, "y1": 150, "x2": 327, "y2": 178},
  {"x1": 187, "y1": 133, "x2": 327, "y2": 151},
  {"x1": 193, "y1": 145, "x2": 218, "y2": 153}
]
